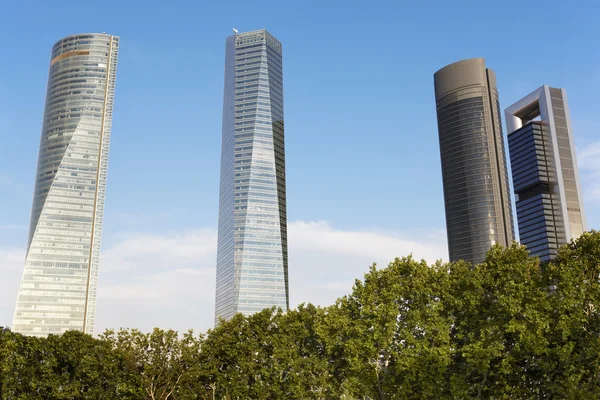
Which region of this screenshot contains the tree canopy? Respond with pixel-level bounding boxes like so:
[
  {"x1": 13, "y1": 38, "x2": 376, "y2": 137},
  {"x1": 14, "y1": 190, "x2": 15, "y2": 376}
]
[{"x1": 2, "y1": 231, "x2": 600, "y2": 399}]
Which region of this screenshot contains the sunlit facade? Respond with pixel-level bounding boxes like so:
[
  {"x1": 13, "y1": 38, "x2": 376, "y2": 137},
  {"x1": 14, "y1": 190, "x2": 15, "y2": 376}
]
[
  {"x1": 215, "y1": 29, "x2": 288, "y2": 323},
  {"x1": 12, "y1": 33, "x2": 119, "y2": 336},
  {"x1": 506, "y1": 86, "x2": 586, "y2": 262}
]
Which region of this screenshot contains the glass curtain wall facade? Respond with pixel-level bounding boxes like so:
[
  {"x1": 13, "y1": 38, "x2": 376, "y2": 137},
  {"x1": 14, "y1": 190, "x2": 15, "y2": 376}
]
[
  {"x1": 505, "y1": 86, "x2": 586, "y2": 262},
  {"x1": 434, "y1": 58, "x2": 514, "y2": 265},
  {"x1": 215, "y1": 29, "x2": 288, "y2": 323},
  {"x1": 13, "y1": 33, "x2": 119, "y2": 336}
]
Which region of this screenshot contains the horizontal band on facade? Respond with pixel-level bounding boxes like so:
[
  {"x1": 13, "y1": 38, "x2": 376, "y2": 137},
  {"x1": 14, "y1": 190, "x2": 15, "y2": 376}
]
[{"x1": 51, "y1": 50, "x2": 90, "y2": 66}]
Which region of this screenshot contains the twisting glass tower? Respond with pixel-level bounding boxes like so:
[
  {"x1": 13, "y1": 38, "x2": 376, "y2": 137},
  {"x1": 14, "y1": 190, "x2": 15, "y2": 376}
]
[
  {"x1": 215, "y1": 29, "x2": 288, "y2": 323},
  {"x1": 13, "y1": 33, "x2": 119, "y2": 336}
]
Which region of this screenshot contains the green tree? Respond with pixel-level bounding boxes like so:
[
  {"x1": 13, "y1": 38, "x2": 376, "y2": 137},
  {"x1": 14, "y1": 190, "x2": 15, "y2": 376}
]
[
  {"x1": 46, "y1": 330, "x2": 139, "y2": 399},
  {"x1": 446, "y1": 244, "x2": 550, "y2": 398},
  {"x1": 270, "y1": 303, "x2": 337, "y2": 399},
  {"x1": 319, "y1": 257, "x2": 452, "y2": 399},
  {"x1": 542, "y1": 230, "x2": 600, "y2": 398},
  {"x1": 3, "y1": 231, "x2": 600, "y2": 399},
  {"x1": 200, "y1": 308, "x2": 282, "y2": 399},
  {"x1": 1, "y1": 329, "x2": 137, "y2": 400},
  {"x1": 0, "y1": 330, "x2": 56, "y2": 400},
  {"x1": 101, "y1": 328, "x2": 204, "y2": 400}
]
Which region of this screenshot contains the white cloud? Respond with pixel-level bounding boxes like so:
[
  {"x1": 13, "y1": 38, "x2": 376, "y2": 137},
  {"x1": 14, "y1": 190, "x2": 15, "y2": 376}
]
[
  {"x1": 0, "y1": 221, "x2": 447, "y2": 335},
  {"x1": 0, "y1": 249, "x2": 24, "y2": 327},
  {"x1": 94, "y1": 229, "x2": 218, "y2": 333},
  {"x1": 287, "y1": 220, "x2": 446, "y2": 308},
  {"x1": 100, "y1": 229, "x2": 217, "y2": 272},
  {"x1": 578, "y1": 142, "x2": 600, "y2": 203},
  {"x1": 97, "y1": 267, "x2": 216, "y2": 334},
  {"x1": 290, "y1": 220, "x2": 445, "y2": 261}
]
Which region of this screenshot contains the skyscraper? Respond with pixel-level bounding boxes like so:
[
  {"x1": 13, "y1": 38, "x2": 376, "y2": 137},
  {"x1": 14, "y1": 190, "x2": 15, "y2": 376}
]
[
  {"x1": 12, "y1": 33, "x2": 119, "y2": 336},
  {"x1": 434, "y1": 58, "x2": 514, "y2": 265},
  {"x1": 215, "y1": 29, "x2": 288, "y2": 323},
  {"x1": 505, "y1": 86, "x2": 586, "y2": 262}
]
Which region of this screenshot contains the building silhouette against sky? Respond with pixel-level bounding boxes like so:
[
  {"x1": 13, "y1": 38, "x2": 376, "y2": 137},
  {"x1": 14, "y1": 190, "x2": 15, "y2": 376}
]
[
  {"x1": 12, "y1": 33, "x2": 119, "y2": 336},
  {"x1": 215, "y1": 29, "x2": 288, "y2": 323},
  {"x1": 434, "y1": 58, "x2": 514, "y2": 265},
  {"x1": 506, "y1": 86, "x2": 586, "y2": 262}
]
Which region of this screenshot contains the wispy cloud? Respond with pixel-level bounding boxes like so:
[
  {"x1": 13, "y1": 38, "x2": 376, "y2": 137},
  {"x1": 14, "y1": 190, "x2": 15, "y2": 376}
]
[
  {"x1": 287, "y1": 221, "x2": 446, "y2": 313},
  {"x1": 290, "y1": 220, "x2": 446, "y2": 262},
  {"x1": 0, "y1": 225, "x2": 27, "y2": 231},
  {"x1": 578, "y1": 141, "x2": 600, "y2": 203},
  {"x1": 0, "y1": 221, "x2": 447, "y2": 335},
  {"x1": 0, "y1": 249, "x2": 24, "y2": 327},
  {"x1": 100, "y1": 229, "x2": 217, "y2": 272}
]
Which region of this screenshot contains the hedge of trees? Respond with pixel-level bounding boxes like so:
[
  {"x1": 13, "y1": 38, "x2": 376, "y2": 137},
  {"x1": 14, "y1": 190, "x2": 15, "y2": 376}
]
[{"x1": 2, "y1": 231, "x2": 600, "y2": 399}]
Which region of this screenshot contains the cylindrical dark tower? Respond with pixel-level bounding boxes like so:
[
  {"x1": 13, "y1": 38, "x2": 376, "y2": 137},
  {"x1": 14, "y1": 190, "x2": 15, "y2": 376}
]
[{"x1": 434, "y1": 58, "x2": 514, "y2": 264}]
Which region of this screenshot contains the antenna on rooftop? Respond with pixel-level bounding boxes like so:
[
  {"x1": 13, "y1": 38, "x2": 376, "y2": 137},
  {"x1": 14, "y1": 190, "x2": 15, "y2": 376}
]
[{"x1": 232, "y1": 28, "x2": 238, "y2": 34}]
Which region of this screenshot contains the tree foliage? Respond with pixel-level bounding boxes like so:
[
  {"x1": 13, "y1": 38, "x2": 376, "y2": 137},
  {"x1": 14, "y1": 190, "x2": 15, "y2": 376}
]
[{"x1": 2, "y1": 231, "x2": 600, "y2": 399}]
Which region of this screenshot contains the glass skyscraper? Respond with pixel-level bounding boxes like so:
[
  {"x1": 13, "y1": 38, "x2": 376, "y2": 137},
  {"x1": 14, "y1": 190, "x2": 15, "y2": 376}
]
[
  {"x1": 12, "y1": 33, "x2": 119, "y2": 336},
  {"x1": 506, "y1": 86, "x2": 586, "y2": 262},
  {"x1": 434, "y1": 58, "x2": 514, "y2": 265},
  {"x1": 215, "y1": 29, "x2": 288, "y2": 323}
]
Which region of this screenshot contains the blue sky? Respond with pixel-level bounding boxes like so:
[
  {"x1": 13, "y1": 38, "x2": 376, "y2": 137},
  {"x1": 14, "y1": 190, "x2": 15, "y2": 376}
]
[{"x1": 1, "y1": 0, "x2": 599, "y2": 333}]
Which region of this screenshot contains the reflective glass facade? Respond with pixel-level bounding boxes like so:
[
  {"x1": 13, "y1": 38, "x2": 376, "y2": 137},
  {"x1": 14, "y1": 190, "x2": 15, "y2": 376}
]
[
  {"x1": 434, "y1": 58, "x2": 514, "y2": 265},
  {"x1": 508, "y1": 122, "x2": 560, "y2": 261},
  {"x1": 13, "y1": 33, "x2": 119, "y2": 336},
  {"x1": 215, "y1": 30, "x2": 288, "y2": 323},
  {"x1": 506, "y1": 86, "x2": 586, "y2": 262}
]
